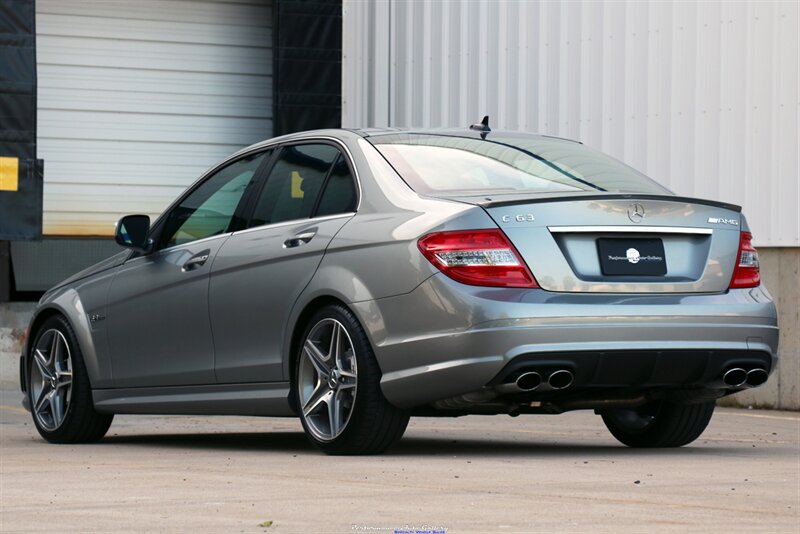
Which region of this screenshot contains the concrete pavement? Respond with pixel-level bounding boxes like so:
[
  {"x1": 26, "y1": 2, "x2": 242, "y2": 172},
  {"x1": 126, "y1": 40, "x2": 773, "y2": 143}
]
[{"x1": 1, "y1": 389, "x2": 798, "y2": 533}]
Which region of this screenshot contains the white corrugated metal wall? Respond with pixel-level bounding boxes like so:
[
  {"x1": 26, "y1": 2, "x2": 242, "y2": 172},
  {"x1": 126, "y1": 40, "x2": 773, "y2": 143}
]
[
  {"x1": 37, "y1": 0, "x2": 273, "y2": 236},
  {"x1": 342, "y1": 0, "x2": 799, "y2": 247}
]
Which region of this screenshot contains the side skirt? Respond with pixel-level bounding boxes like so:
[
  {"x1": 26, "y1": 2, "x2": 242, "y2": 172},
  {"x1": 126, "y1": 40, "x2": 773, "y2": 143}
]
[{"x1": 93, "y1": 382, "x2": 294, "y2": 416}]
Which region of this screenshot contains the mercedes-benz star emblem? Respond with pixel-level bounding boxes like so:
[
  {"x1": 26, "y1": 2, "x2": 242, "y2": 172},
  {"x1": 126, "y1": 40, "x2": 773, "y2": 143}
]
[{"x1": 627, "y1": 203, "x2": 645, "y2": 223}]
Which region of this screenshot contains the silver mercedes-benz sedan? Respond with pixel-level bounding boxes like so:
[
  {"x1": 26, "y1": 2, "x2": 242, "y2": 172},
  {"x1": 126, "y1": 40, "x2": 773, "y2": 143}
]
[{"x1": 20, "y1": 124, "x2": 778, "y2": 454}]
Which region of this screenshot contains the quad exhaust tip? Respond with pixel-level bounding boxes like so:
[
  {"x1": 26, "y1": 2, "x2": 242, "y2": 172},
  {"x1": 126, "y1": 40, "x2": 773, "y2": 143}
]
[
  {"x1": 508, "y1": 369, "x2": 574, "y2": 392},
  {"x1": 547, "y1": 369, "x2": 574, "y2": 390},
  {"x1": 722, "y1": 367, "x2": 768, "y2": 388},
  {"x1": 515, "y1": 372, "x2": 542, "y2": 392},
  {"x1": 746, "y1": 368, "x2": 768, "y2": 387},
  {"x1": 723, "y1": 368, "x2": 748, "y2": 388}
]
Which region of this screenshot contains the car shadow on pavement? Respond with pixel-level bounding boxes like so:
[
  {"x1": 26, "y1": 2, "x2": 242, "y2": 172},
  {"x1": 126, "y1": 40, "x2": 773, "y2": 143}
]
[
  {"x1": 392, "y1": 436, "x2": 727, "y2": 457},
  {"x1": 102, "y1": 431, "x2": 314, "y2": 452},
  {"x1": 100, "y1": 432, "x2": 728, "y2": 457}
]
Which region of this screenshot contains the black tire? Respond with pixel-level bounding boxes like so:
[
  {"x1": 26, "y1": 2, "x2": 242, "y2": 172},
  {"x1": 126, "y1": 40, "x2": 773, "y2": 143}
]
[
  {"x1": 293, "y1": 304, "x2": 409, "y2": 455},
  {"x1": 601, "y1": 399, "x2": 715, "y2": 448},
  {"x1": 27, "y1": 315, "x2": 113, "y2": 443}
]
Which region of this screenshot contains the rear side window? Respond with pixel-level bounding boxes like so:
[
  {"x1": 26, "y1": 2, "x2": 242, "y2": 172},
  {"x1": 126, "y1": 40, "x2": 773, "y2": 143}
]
[
  {"x1": 370, "y1": 133, "x2": 671, "y2": 197},
  {"x1": 316, "y1": 155, "x2": 357, "y2": 216},
  {"x1": 249, "y1": 143, "x2": 356, "y2": 227}
]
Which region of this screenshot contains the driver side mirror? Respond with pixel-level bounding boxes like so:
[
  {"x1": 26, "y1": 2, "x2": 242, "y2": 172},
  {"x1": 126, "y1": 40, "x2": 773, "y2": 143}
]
[{"x1": 115, "y1": 214, "x2": 151, "y2": 252}]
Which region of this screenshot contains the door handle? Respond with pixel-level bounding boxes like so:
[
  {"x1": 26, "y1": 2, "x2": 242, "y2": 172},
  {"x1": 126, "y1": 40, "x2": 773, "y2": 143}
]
[
  {"x1": 182, "y1": 251, "x2": 210, "y2": 271},
  {"x1": 283, "y1": 231, "x2": 316, "y2": 248}
]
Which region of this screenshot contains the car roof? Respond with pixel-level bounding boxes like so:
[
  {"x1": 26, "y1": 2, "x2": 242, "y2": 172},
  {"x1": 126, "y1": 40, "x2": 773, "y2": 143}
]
[
  {"x1": 350, "y1": 127, "x2": 581, "y2": 144},
  {"x1": 237, "y1": 127, "x2": 581, "y2": 156}
]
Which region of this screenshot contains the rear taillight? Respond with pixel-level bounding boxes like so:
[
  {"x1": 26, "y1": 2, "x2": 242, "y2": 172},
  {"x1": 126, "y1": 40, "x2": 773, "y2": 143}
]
[
  {"x1": 418, "y1": 229, "x2": 539, "y2": 288},
  {"x1": 729, "y1": 231, "x2": 760, "y2": 288}
]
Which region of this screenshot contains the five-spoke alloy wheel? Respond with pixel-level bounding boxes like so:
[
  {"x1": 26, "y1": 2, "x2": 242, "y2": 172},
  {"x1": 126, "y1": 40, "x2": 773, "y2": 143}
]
[
  {"x1": 30, "y1": 329, "x2": 73, "y2": 431},
  {"x1": 298, "y1": 318, "x2": 358, "y2": 441},
  {"x1": 27, "y1": 316, "x2": 113, "y2": 443},
  {"x1": 295, "y1": 304, "x2": 409, "y2": 454}
]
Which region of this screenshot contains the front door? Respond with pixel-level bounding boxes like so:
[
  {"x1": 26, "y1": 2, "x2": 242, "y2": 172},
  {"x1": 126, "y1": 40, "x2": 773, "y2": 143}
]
[{"x1": 106, "y1": 151, "x2": 270, "y2": 387}]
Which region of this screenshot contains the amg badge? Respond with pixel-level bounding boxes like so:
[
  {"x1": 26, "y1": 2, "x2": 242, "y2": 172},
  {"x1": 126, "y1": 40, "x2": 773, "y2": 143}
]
[{"x1": 708, "y1": 217, "x2": 739, "y2": 226}]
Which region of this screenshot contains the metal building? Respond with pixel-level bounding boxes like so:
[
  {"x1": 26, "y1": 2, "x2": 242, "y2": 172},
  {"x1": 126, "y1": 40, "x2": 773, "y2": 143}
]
[
  {"x1": 342, "y1": 0, "x2": 799, "y2": 248},
  {"x1": 1, "y1": 0, "x2": 342, "y2": 293},
  {"x1": 37, "y1": 0, "x2": 275, "y2": 236},
  {"x1": 340, "y1": 0, "x2": 798, "y2": 409},
  {"x1": 0, "y1": 0, "x2": 796, "y2": 407}
]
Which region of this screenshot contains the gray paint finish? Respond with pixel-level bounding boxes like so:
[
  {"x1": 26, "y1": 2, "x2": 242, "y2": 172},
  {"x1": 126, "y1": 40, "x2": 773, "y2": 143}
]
[
  {"x1": 485, "y1": 199, "x2": 741, "y2": 293},
  {"x1": 106, "y1": 236, "x2": 228, "y2": 387},
  {"x1": 93, "y1": 382, "x2": 292, "y2": 416},
  {"x1": 20, "y1": 129, "x2": 779, "y2": 418},
  {"x1": 210, "y1": 215, "x2": 352, "y2": 383},
  {"x1": 358, "y1": 274, "x2": 777, "y2": 407}
]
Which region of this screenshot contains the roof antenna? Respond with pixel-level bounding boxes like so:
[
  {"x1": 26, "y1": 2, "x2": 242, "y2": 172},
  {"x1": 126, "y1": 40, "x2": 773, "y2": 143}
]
[{"x1": 469, "y1": 115, "x2": 491, "y2": 139}]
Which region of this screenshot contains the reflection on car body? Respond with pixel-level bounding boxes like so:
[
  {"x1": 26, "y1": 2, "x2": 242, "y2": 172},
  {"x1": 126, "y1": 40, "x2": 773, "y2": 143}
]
[{"x1": 20, "y1": 125, "x2": 778, "y2": 454}]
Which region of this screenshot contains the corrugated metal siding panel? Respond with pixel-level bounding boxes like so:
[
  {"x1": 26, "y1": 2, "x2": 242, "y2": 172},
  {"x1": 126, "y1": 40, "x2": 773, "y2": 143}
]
[
  {"x1": 37, "y1": 0, "x2": 273, "y2": 236},
  {"x1": 342, "y1": 0, "x2": 799, "y2": 247}
]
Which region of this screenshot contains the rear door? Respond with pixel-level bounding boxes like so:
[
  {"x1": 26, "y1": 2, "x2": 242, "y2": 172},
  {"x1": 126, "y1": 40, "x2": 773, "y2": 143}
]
[
  {"x1": 484, "y1": 196, "x2": 741, "y2": 293},
  {"x1": 210, "y1": 141, "x2": 359, "y2": 383}
]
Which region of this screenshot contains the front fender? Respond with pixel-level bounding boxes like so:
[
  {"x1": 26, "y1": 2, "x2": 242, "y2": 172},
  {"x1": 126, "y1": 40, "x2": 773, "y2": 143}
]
[{"x1": 25, "y1": 287, "x2": 112, "y2": 389}]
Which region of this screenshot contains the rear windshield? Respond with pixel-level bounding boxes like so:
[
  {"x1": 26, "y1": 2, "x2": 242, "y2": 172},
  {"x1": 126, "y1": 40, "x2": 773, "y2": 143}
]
[{"x1": 370, "y1": 133, "x2": 671, "y2": 197}]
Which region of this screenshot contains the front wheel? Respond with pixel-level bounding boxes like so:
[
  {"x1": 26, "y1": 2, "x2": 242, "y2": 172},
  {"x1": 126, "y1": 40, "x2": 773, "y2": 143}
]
[
  {"x1": 27, "y1": 315, "x2": 113, "y2": 443},
  {"x1": 601, "y1": 400, "x2": 715, "y2": 448},
  {"x1": 294, "y1": 304, "x2": 409, "y2": 455}
]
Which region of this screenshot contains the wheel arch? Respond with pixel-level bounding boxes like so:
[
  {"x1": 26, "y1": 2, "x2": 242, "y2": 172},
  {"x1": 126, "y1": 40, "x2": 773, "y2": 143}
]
[
  {"x1": 23, "y1": 303, "x2": 115, "y2": 443},
  {"x1": 285, "y1": 292, "x2": 388, "y2": 381},
  {"x1": 285, "y1": 291, "x2": 410, "y2": 452},
  {"x1": 21, "y1": 307, "x2": 64, "y2": 394},
  {"x1": 22, "y1": 291, "x2": 107, "y2": 392},
  {"x1": 287, "y1": 296, "x2": 354, "y2": 385}
]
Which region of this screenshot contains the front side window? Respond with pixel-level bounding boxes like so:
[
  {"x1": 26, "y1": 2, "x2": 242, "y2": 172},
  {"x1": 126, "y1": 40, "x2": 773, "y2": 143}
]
[
  {"x1": 249, "y1": 143, "x2": 345, "y2": 227},
  {"x1": 160, "y1": 151, "x2": 268, "y2": 249}
]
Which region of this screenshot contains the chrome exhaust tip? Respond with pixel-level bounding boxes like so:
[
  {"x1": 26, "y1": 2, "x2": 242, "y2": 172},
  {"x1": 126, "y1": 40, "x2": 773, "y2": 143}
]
[
  {"x1": 745, "y1": 368, "x2": 768, "y2": 387},
  {"x1": 547, "y1": 369, "x2": 574, "y2": 390},
  {"x1": 722, "y1": 368, "x2": 748, "y2": 388},
  {"x1": 515, "y1": 372, "x2": 542, "y2": 392}
]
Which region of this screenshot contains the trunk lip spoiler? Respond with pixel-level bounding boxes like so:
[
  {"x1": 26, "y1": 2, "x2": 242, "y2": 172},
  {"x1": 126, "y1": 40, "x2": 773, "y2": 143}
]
[
  {"x1": 452, "y1": 193, "x2": 742, "y2": 213},
  {"x1": 547, "y1": 225, "x2": 713, "y2": 235}
]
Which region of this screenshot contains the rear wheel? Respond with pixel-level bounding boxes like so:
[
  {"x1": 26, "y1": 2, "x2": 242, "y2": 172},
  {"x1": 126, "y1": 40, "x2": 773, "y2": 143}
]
[
  {"x1": 294, "y1": 304, "x2": 409, "y2": 455},
  {"x1": 27, "y1": 316, "x2": 113, "y2": 443},
  {"x1": 601, "y1": 399, "x2": 715, "y2": 448}
]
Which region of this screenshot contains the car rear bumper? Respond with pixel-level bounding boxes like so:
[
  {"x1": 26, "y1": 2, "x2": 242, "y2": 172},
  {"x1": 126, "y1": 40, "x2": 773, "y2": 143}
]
[{"x1": 352, "y1": 274, "x2": 779, "y2": 409}]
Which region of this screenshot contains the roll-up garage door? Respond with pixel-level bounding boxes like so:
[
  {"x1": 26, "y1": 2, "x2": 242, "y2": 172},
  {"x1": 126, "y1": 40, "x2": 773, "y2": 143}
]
[{"x1": 36, "y1": 0, "x2": 274, "y2": 236}]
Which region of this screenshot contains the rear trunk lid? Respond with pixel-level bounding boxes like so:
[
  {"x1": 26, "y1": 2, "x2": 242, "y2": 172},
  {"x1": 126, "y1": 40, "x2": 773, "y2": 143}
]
[{"x1": 463, "y1": 194, "x2": 741, "y2": 293}]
